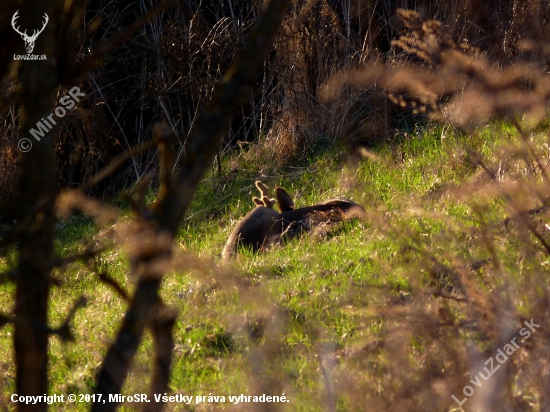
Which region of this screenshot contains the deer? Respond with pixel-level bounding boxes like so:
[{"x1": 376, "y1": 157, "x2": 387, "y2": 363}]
[
  {"x1": 222, "y1": 181, "x2": 366, "y2": 259},
  {"x1": 11, "y1": 11, "x2": 49, "y2": 54}
]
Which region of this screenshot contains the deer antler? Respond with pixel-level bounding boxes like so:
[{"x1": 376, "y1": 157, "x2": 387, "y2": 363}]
[
  {"x1": 11, "y1": 11, "x2": 49, "y2": 41},
  {"x1": 253, "y1": 181, "x2": 276, "y2": 209},
  {"x1": 28, "y1": 13, "x2": 49, "y2": 41},
  {"x1": 11, "y1": 11, "x2": 26, "y2": 38}
]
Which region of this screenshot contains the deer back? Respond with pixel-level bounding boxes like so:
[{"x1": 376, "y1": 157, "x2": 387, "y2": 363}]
[{"x1": 274, "y1": 199, "x2": 366, "y2": 238}]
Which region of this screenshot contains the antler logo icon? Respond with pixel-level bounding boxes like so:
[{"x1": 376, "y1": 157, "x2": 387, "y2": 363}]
[{"x1": 11, "y1": 11, "x2": 49, "y2": 54}]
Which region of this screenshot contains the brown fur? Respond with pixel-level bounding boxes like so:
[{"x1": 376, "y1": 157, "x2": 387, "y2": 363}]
[{"x1": 222, "y1": 182, "x2": 365, "y2": 259}]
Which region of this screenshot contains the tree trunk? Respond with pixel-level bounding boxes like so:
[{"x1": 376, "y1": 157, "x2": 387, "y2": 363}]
[{"x1": 14, "y1": 2, "x2": 57, "y2": 411}]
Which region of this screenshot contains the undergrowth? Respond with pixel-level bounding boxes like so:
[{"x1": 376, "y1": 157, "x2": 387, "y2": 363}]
[{"x1": 4, "y1": 118, "x2": 550, "y2": 411}]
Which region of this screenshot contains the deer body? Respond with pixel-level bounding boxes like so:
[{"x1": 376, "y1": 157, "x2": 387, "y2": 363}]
[
  {"x1": 222, "y1": 206, "x2": 281, "y2": 258},
  {"x1": 222, "y1": 182, "x2": 365, "y2": 259}
]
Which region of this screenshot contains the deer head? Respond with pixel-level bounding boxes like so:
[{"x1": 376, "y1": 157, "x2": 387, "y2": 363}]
[
  {"x1": 222, "y1": 181, "x2": 365, "y2": 259},
  {"x1": 12, "y1": 11, "x2": 49, "y2": 54}
]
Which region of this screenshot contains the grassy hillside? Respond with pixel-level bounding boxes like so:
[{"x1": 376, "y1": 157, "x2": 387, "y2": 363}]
[{"x1": 2, "y1": 119, "x2": 548, "y2": 411}]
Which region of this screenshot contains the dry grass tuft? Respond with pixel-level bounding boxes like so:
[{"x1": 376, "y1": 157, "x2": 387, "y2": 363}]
[
  {"x1": 323, "y1": 10, "x2": 550, "y2": 134},
  {"x1": 332, "y1": 128, "x2": 550, "y2": 410}
]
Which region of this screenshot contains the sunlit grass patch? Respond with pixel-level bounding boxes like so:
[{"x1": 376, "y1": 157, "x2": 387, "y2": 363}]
[{"x1": 3, "y1": 120, "x2": 550, "y2": 410}]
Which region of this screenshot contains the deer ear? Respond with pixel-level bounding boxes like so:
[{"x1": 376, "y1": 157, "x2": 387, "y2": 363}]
[
  {"x1": 252, "y1": 197, "x2": 264, "y2": 206},
  {"x1": 276, "y1": 187, "x2": 294, "y2": 212}
]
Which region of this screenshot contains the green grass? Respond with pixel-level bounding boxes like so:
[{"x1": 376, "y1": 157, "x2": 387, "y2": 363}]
[{"x1": 1, "y1": 120, "x2": 549, "y2": 411}]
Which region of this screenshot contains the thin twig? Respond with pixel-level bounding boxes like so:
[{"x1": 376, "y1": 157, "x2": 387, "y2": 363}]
[
  {"x1": 50, "y1": 296, "x2": 88, "y2": 342},
  {"x1": 92, "y1": 0, "x2": 292, "y2": 408},
  {"x1": 97, "y1": 272, "x2": 129, "y2": 302},
  {"x1": 80, "y1": 139, "x2": 156, "y2": 191},
  {"x1": 69, "y1": 0, "x2": 178, "y2": 82}
]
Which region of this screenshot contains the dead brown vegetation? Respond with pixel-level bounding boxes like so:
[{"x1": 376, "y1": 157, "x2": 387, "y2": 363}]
[
  {"x1": 319, "y1": 9, "x2": 550, "y2": 412},
  {"x1": 2, "y1": 0, "x2": 549, "y2": 200}
]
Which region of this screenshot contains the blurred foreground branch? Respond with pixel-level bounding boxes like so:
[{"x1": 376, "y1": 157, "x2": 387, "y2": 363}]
[{"x1": 92, "y1": 0, "x2": 292, "y2": 409}]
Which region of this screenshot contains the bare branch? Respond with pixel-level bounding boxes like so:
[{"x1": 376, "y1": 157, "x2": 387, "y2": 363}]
[
  {"x1": 144, "y1": 304, "x2": 177, "y2": 412},
  {"x1": 0, "y1": 269, "x2": 17, "y2": 285},
  {"x1": 80, "y1": 140, "x2": 156, "y2": 192},
  {"x1": 97, "y1": 272, "x2": 129, "y2": 302},
  {"x1": 51, "y1": 247, "x2": 109, "y2": 270},
  {"x1": 49, "y1": 296, "x2": 87, "y2": 342},
  {"x1": 0, "y1": 313, "x2": 12, "y2": 329},
  {"x1": 69, "y1": 0, "x2": 177, "y2": 83},
  {"x1": 92, "y1": 0, "x2": 292, "y2": 408}
]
